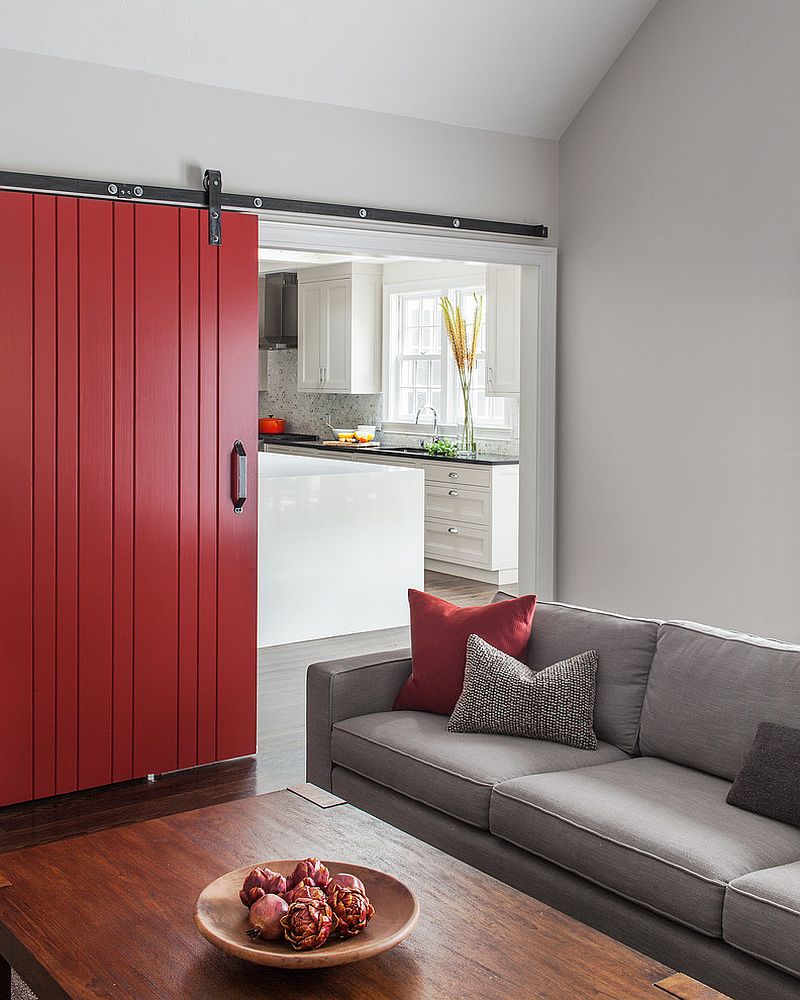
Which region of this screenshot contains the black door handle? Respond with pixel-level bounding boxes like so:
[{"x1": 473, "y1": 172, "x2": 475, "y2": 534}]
[{"x1": 231, "y1": 440, "x2": 247, "y2": 513}]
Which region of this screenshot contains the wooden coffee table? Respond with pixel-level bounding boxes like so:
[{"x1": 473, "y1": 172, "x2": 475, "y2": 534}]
[{"x1": 0, "y1": 788, "x2": 727, "y2": 999}]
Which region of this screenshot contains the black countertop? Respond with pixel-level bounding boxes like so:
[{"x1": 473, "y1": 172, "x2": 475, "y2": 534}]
[{"x1": 262, "y1": 439, "x2": 519, "y2": 466}]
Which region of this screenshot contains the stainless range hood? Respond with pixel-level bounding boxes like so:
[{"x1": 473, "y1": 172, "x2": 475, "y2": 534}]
[{"x1": 258, "y1": 271, "x2": 298, "y2": 350}]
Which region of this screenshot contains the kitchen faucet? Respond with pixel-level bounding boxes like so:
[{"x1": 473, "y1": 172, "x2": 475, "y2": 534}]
[{"x1": 415, "y1": 405, "x2": 439, "y2": 447}]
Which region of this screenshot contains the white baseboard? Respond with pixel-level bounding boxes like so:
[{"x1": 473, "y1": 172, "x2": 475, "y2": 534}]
[{"x1": 425, "y1": 558, "x2": 518, "y2": 587}]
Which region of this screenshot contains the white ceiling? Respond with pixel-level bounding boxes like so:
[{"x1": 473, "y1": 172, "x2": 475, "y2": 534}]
[{"x1": 0, "y1": 0, "x2": 656, "y2": 139}]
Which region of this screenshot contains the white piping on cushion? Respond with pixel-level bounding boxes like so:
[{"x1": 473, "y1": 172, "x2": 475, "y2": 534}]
[
  {"x1": 332, "y1": 724, "x2": 494, "y2": 787},
  {"x1": 665, "y1": 621, "x2": 800, "y2": 652},
  {"x1": 489, "y1": 819, "x2": 722, "y2": 938},
  {"x1": 726, "y1": 881, "x2": 800, "y2": 920},
  {"x1": 536, "y1": 600, "x2": 662, "y2": 625},
  {"x1": 718, "y1": 937, "x2": 800, "y2": 980},
  {"x1": 332, "y1": 764, "x2": 489, "y2": 829},
  {"x1": 492, "y1": 788, "x2": 728, "y2": 887}
]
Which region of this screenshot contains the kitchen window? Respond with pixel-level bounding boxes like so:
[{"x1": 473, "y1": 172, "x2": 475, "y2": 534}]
[{"x1": 383, "y1": 282, "x2": 512, "y2": 437}]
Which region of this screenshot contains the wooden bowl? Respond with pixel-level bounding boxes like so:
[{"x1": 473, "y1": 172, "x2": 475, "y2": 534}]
[{"x1": 194, "y1": 860, "x2": 419, "y2": 968}]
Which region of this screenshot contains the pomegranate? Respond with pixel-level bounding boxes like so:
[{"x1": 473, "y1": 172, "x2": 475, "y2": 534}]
[
  {"x1": 327, "y1": 872, "x2": 366, "y2": 897},
  {"x1": 247, "y1": 893, "x2": 289, "y2": 941}
]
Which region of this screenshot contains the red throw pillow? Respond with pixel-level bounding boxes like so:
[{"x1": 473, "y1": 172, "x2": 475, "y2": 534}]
[{"x1": 394, "y1": 590, "x2": 537, "y2": 715}]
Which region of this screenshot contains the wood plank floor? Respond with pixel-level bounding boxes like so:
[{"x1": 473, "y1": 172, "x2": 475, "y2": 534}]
[{"x1": 0, "y1": 571, "x2": 499, "y2": 853}]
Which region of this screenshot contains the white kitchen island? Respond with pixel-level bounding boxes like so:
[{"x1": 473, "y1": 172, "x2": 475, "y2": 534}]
[{"x1": 258, "y1": 451, "x2": 424, "y2": 646}]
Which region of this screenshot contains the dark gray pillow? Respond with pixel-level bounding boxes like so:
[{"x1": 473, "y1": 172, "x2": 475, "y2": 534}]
[
  {"x1": 448, "y1": 634, "x2": 598, "y2": 750},
  {"x1": 726, "y1": 722, "x2": 800, "y2": 827}
]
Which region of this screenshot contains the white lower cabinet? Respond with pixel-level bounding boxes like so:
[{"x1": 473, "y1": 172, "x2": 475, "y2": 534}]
[
  {"x1": 423, "y1": 462, "x2": 519, "y2": 586},
  {"x1": 315, "y1": 449, "x2": 519, "y2": 586},
  {"x1": 263, "y1": 444, "x2": 519, "y2": 585}
]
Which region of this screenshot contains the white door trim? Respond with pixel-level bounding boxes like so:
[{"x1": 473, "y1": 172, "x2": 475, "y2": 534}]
[{"x1": 258, "y1": 215, "x2": 556, "y2": 600}]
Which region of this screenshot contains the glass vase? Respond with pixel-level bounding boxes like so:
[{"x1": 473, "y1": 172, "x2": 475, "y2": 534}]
[{"x1": 459, "y1": 388, "x2": 477, "y2": 455}]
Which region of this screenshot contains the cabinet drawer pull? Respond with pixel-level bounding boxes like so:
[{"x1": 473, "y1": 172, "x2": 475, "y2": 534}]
[
  {"x1": 448, "y1": 472, "x2": 459, "y2": 479},
  {"x1": 448, "y1": 489, "x2": 459, "y2": 496},
  {"x1": 448, "y1": 527, "x2": 459, "y2": 534}
]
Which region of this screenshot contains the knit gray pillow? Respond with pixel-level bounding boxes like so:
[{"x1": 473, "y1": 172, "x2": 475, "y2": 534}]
[{"x1": 448, "y1": 634, "x2": 599, "y2": 750}]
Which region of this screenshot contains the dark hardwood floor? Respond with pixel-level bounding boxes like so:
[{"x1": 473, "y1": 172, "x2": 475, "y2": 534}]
[{"x1": 0, "y1": 571, "x2": 499, "y2": 854}]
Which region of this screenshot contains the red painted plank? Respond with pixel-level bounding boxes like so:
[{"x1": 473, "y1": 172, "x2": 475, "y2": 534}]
[
  {"x1": 0, "y1": 192, "x2": 34, "y2": 807},
  {"x1": 32, "y1": 196, "x2": 58, "y2": 799},
  {"x1": 216, "y1": 212, "x2": 259, "y2": 761},
  {"x1": 133, "y1": 204, "x2": 180, "y2": 777},
  {"x1": 112, "y1": 202, "x2": 135, "y2": 782},
  {"x1": 197, "y1": 232, "x2": 219, "y2": 765},
  {"x1": 178, "y1": 209, "x2": 200, "y2": 770},
  {"x1": 78, "y1": 199, "x2": 115, "y2": 790},
  {"x1": 55, "y1": 198, "x2": 80, "y2": 795}
]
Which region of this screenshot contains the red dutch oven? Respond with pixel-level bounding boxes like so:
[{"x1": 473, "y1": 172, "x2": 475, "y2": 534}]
[{"x1": 259, "y1": 416, "x2": 286, "y2": 435}]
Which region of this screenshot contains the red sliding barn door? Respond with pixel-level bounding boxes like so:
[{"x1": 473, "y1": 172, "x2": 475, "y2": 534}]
[{"x1": 0, "y1": 193, "x2": 258, "y2": 807}]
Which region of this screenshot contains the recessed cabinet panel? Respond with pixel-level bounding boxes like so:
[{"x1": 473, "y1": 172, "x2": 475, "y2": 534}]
[
  {"x1": 485, "y1": 265, "x2": 521, "y2": 397},
  {"x1": 423, "y1": 461, "x2": 492, "y2": 489},
  {"x1": 324, "y1": 280, "x2": 350, "y2": 390},
  {"x1": 298, "y1": 282, "x2": 325, "y2": 390},
  {"x1": 425, "y1": 483, "x2": 491, "y2": 525},
  {"x1": 425, "y1": 520, "x2": 492, "y2": 568}
]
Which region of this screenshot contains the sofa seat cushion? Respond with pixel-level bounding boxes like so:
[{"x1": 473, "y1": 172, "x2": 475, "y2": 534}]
[
  {"x1": 724, "y1": 862, "x2": 800, "y2": 979},
  {"x1": 331, "y1": 711, "x2": 628, "y2": 829},
  {"x1": 490, "y1": 757, "x2": 800, "y2": 936}
]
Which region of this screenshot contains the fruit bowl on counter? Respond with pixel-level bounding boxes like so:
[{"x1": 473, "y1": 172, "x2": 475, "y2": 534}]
[
  {"x1": 326, "y1": 423, "x2": 377, "y2": 445},
  {"x1": 194, "y1": 856, "x2": 419, "y2": 968}
]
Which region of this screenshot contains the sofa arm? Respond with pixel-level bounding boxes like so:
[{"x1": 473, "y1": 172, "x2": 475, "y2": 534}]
[{"x1": 306, "y1": 648, "x2": 412, "y2": 791}]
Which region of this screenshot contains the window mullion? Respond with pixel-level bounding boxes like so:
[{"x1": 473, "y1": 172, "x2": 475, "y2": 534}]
[
  {"x1": 443, "y1": 285, "x2": 460, "y2": 427},
  {"x1": 386, "y1": 281, "x2": 510, "y2": 434}
]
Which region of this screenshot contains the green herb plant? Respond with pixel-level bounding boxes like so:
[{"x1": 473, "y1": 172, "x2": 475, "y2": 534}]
[{"x1": 423, "y1": 437, "x2": 460, "y2": 459}]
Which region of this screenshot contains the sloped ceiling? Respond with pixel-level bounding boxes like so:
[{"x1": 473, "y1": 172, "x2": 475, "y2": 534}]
[{"x1": 0, "y1": 0, "x2": 657, "y2": 139}]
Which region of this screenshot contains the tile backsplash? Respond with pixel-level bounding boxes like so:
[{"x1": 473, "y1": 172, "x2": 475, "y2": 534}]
[
  {"x1": 258, "y1": 349, "x2": 520, "y2": 457},
  {"x1": 259, "y1": 349, "x2": 381, "y2": 435}
]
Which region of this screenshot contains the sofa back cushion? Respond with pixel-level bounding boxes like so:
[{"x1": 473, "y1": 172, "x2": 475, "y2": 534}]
[
  {"x1": 639, "y1": 622, "x2": 800, "y2": 780},
  {"x1": 495, "y1": 597, "x2": 658, "y2": 754}
]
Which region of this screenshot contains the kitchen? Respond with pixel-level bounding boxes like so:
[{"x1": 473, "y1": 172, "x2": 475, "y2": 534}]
[{"x1": 256, "y1": 250, "x2": 523, "y2": 647}]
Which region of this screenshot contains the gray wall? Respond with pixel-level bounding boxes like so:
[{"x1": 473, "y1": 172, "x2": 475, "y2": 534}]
[
  {"x1": 558, "y1": 0, "x2": 800, "y2": 639},
  {"x1": 0, "y1": 48, "x2": 557, "y2": 235}
]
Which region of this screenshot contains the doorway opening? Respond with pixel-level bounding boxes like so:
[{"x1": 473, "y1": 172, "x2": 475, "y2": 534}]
[{"x1": 253, "y1": 217, "x2": 556, "y2": 790}]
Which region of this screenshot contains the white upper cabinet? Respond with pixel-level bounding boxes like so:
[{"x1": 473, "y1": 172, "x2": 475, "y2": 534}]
[
  {"x1": 485, "y1": 264, "x2": 521, "y2": 396},
  {"x1": 297, "y1": 263, "x2": 382, "y2": 393}
]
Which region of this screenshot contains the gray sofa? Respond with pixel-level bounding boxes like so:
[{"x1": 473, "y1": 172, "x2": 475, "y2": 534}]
[{"x1": 307, "y1": 601, "x2": 800, "y2": 1000}]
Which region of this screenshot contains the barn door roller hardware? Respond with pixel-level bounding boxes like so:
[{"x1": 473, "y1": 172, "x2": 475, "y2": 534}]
[
  {"x1": 204, "y1": 169, "x2": 222, "y2": 246},
  {"x1": 0, "y1": 167, "x2": 548, "y2": 240}
]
